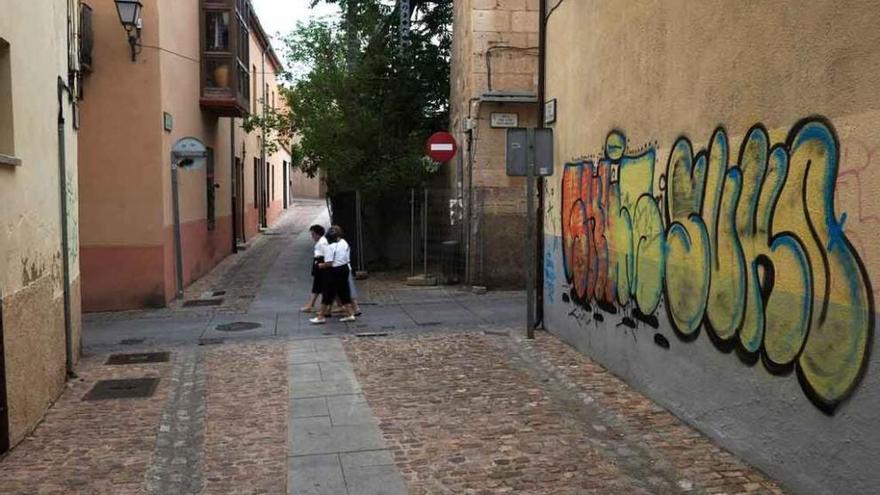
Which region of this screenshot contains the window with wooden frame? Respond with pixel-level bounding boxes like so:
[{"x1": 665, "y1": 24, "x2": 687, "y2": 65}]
[
  {"x1": 200, "y1": 0, "x2": 250, "y2": 116},
  {"x1": 0, "y1": 38, "x2": 18, "y2": 167}
]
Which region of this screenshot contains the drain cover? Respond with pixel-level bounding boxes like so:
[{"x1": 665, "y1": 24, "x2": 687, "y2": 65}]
[
  {"x1": 106, "y1": 352, "x2": 170, "y2": 365},
  {"x1": 199, "y1": 337, "x2": 225, "y2": 346},
  {"x1": 356, "y1": 332, "x2": 389, "y2": 338},
  {"x1": 183, "y1": 298, "x2": 223, "y2": 307},
  {"x1": 215, "y1": 321, "x2": 261, "y2": 332},
  {"x1": 119, "y1": 338, "x2": 145, "y2": 345},
  {"x1": 212, "y1": 290, "x2": 227, "y2": 297},
  {"x1": 83, "y1": 378, "x2": 159, "y2": 401},
  {"x1": 418, "y1": 321, "x2": 442, "y2": 327}
]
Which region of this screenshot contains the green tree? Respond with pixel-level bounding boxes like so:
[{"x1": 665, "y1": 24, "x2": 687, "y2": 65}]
[{"x1": 246, "y1": 0, "x2": 452, "y2": 197}]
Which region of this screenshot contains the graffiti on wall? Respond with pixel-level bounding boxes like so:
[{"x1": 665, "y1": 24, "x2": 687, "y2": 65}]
[{"x1": 559, "y1": 117, "x2": 873, "y2": 413}]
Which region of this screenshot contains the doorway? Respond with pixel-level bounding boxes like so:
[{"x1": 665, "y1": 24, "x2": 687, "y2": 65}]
[
  {"x1": 235, "y1": 157, "x2": 245, "y2": 243},
  {"x1": 0, "y1": 299, "x2": 9, "y2": 455},
  {"x1": 283, "y1": 160, "x2": 288, "y2": 208}
]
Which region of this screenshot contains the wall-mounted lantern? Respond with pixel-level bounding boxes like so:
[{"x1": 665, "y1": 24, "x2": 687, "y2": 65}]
[{"x1": 114, "y1": 0, "x2": 143, "y2": 62}]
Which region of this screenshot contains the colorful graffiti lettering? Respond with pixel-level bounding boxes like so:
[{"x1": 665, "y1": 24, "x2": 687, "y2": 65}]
[{"x1": 559, "y1": 117, "x2": 874, "y2": 412}]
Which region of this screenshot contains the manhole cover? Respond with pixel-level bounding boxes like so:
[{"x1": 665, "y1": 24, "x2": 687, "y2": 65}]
[
  {"x1": 106, "y1": 352, "x2": 170, "y2": 365},
  {"x1": 199, "y1": 337, "x2": 225, "y2": 346},
  {"x1": 183, "y1": 298, "x2": 223, "y2": 307},
  {"x1": 83, "y1": 378, "x2": 159, "y2": 401},
  {"x1": 119, "y1": 338, "x2": 145, "y2": 345},
  {"x1": 215, "y1": 321, "x2": 262, "y2": 332}
]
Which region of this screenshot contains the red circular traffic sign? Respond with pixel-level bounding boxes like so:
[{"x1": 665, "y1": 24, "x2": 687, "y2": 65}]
[{"x1": 426, "y1": 131, "x2": 457, "y2": 163}]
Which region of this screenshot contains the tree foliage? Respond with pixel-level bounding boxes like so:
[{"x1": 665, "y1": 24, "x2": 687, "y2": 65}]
[{"x1": 246, "y1": 0, "x2": 452, "y2": 197}]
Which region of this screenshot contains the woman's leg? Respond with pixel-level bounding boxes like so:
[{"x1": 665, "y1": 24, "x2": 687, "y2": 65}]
[
  {"x1": 311, "y1": 269, "x2": 335, "y2": 323},
  {"x1": 336, "y1": 266, "x2": 356, "y2": 319},
  {"x1": 303, "y1": 259, "x2": 322, "y2": 311},
  {"x1": 348, "y1": 272, "x2": 361, "y2": 315}
]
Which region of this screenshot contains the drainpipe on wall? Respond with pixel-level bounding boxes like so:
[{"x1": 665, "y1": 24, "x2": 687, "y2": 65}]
[
  {"x1": 535, "y1": 0, "x2": 548, "y2": 330},
  {"x1": 56, "y1": 77, "x2": 74, "y2": 378},
  {"x1": 260, "y1": 53, "x2": 268, "y2": 229},
  {"x1": 230, "y1": 118, "x2": 238, "y2": 253}
]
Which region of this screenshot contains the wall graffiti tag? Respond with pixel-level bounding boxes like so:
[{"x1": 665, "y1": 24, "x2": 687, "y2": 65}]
[{"x1": 559, "y1": 117, "x2": 874, "y2": 413}]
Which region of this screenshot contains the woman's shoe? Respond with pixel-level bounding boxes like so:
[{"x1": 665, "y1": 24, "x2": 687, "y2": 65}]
[
  {"x1": 339, "y1": 315, "x2": 356, "y2": 322},
  {"x1": 301, "y1": 306, "x2": 315, "y2": 313},
  {"x1": 309, "y1": 317, "x2": 326, "y2": 324}
]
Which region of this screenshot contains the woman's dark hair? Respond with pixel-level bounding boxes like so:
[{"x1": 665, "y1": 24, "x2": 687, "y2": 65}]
[
  {"x1": 326, "y1": 225, "x2": 344, "y2": 243},
  {"x1": 309, "y1": 225, "x2": 325, "y2": 236}
]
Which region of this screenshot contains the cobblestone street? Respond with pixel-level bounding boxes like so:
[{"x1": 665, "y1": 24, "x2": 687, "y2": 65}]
[
  {"x1": 345, "y1": 332, "x2": 785, "y2": 495},
  {"x1": 0, "y1": 204, "x2": 787, "y2": 494}
]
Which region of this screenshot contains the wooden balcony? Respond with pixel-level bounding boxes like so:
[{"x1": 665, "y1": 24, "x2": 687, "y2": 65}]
[{"x1": 199, "y1": 0, "x2": 250, "y2": 117}]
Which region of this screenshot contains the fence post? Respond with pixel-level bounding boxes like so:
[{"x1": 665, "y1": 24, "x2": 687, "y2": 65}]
[
  {"x1": 423, "y1": 188, "x2": 429, "y2": 276},
  {"x1": 410, "y1": 188, "x2": 415, "y2": 276}
]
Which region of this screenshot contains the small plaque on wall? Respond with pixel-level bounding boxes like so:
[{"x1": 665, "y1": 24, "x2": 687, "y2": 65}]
[
  {"x1": 491, "y1": 112, "x2": 518, "y2": 128},
  {"x1": 163, "y1": 112, "x2": 173, "y2": 132},
  {"x1": 544, "y1": 98, "x2": 557, "y2": 125}
]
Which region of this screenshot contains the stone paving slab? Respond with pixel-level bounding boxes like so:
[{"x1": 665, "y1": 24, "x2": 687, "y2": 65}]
[
  {"x1": 289, "y1": 454, "x2": 348, "y2": 495},
  {"x1": 327, "y1": 394, "x2": 375, "y2": 426},
  {"x1": 345, "y1": 465, "x2": 408, "y2": 495},
  {"x1": 288, "y1": 338, "x2": 407, "y2": 495},
  {"x1": 319, "y1": 361, "x2": 357, "y2": 381},
  {"x1": 289, "y1": 378, "x2": 363, "y2": 399},
  {"x1": 291, "y1": 397, "x2": 330, "y2": 418},
  {"x1": 290, "y1": 363, "x2": 323, "y2": 383},
  {"x1": 339, "y1": 449, "x2": 396, "y2": 469},
  {"x1": 290, "y1": 350, "x2": 350, "y2": 365},
  {"x1": 290, "y1": 423, "x2": 386, "y2": 456}
]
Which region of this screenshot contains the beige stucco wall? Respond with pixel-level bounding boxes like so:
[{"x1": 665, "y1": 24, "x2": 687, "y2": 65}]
[
  {"x1": 449, "y1": 0, "x2": 540, "y2": 287},
  {"x1": 0, "y1": 0, "x2": 81, "y2": 447},
  {"x1": 78, "y1": 0, "x2": 290, "y2": 309},
  {"x1": 155, "y1": 0, "x2": 292, "y2": 230},
  {"x1": 292, "y1": 167, "x2": 325, "y2": 200},
  {"x1": 79, "y1": 0, "x2": 164, "y2": 247},
  {"x1": 542, "y1": 1, "x2": 880, "y2": 494}
]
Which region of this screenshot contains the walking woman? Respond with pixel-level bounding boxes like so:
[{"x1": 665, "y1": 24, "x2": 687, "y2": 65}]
[
  {"x1": 310, "y1": 225, "x2": 357, "y2": 324},
  {"x1": 301, "y1": 224, "x2": 327, "y2": 313}
]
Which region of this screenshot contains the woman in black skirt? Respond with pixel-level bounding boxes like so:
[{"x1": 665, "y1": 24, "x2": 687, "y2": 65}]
[
  {"x1": 310, "y1": 225, "x2": 357, "y2": 324},
  {"x1": 301, "y1": 224, "x2": 327, "y2": 312}
]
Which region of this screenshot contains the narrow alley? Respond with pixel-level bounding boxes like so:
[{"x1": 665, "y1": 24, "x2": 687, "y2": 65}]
[{"x1": 0, "y1": 202, "x2": 782, "y2": 494}]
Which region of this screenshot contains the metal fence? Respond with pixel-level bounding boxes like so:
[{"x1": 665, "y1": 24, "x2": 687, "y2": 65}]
[
  {"x1": 408, "y1": 187, "x2": 466, "y2": 285},
  {"x1": 327, "y1": 187, "x2": 465, "y2": 285}
]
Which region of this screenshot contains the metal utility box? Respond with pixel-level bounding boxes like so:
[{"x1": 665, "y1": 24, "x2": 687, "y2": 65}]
[{"x1": 506, "y1": 128, "x2": 554, "y2": 177}]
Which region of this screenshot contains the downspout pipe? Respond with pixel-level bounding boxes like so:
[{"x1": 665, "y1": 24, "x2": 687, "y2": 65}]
[
  {"x1": 57, "y1": 77, "x2": 74, "y2": 378},
  {"x1": 260, "y1": 53, "x2": 268, "y2": 228},
  {"x1": 231, "y1": 118, "x2": 238, "y2": 253},
  {"x1": 535, "y1": 0, "x2": 547, "y2": 329}
]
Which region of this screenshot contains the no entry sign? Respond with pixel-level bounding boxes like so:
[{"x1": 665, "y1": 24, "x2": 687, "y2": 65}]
[{"x1": 426, "y1": 131, "x2": 457, "y2": 163}]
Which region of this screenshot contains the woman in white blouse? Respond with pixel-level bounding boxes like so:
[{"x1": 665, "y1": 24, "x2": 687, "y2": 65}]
[{"x1": 310, "y1": 225, "x2": 357, "y2": 323}]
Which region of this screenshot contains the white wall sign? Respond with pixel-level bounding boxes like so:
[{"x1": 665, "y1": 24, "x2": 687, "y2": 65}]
[
  {"x1": 544, "y1": 99, "x2": 557, "y2": 125},
  {"x1": 491, "y1": 112, "x2": 519, "y2": 128}
]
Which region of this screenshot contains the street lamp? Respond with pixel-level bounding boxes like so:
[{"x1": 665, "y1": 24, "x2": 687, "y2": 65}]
[{"x1": 114, "y1": 0, "x2": 143, "y2": 62}]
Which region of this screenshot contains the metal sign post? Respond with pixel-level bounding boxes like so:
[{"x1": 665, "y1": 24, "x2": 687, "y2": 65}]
[
  {"x1": 506, "y1": 128, "x2": 553, "y2": 340},
  {"x1": 526, "y1": 129, "x2": 536, "y2": 339},
  {"x1": 170, "y1": 137, "x2": 208, "y2": 300}
]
